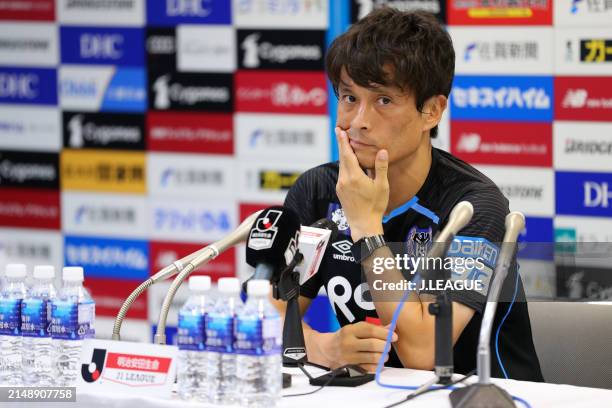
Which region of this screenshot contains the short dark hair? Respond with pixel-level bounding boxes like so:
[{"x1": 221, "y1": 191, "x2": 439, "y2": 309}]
[{"x1": 325, "y1": 7, "x2": 455, "y2": 138}]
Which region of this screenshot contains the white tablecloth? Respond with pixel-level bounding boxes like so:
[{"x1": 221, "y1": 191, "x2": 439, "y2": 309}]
[{"x1": 11, "y1": 366, "x2": 612, "y2": 407}]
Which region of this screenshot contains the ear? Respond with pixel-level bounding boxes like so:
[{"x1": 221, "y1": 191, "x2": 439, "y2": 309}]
[{"x1": 421, "y1": 95, "x2": 447, "y2": 132}]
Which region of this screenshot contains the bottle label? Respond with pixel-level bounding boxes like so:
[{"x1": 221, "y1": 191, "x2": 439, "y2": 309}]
[
  {"x1": 0, "y1": 298, "x2": 22, "y2": 336},
  {"x1": 50, "y1": 300, "x2": 95, "y2": 340},
  {"x1": 21, "y1": 298, "x2": 51, "y2": 338},
  {"x1": 234, "y1": 315, "x2": 281, "y2": 356},
  {"x1": 177, "y1": 312, "x2": 206, "y2": 351},
  {"x1": 205, "y1": 314, "x2": 234, "y2": 353}
]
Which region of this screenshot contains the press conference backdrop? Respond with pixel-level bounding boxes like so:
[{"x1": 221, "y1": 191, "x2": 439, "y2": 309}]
[{"x1": 0, "y1": 0, "x2": 611, "y2": 342}]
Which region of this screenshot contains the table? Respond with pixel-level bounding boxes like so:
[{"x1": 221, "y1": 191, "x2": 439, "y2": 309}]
[{"x1": 11, "y1": 366, "x2": 612, "y2": 407}]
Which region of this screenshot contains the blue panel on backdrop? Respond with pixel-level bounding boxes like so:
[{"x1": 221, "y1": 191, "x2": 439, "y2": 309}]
[
  {"x1": 64, "y1": 235, "x2": 149, "y2": 280},
  {"x1": 147, "y1": 0, "x2": 231, "y2": 26},
  {"x1": 518, "y1": 216, "x2": 554, "y2": 260},
  {"x1": 101, "y1": 68, "x2": 147, "y2": 112},
  {"x1": 60, "y1": 26, "x2": 145, "y2": 66},
  {"x1": 556, "y1": 172, "x2": 612, "y2": 218},
  {"x1": 450, "y1": 75, "x2": 553, "y2": 122},
  {"x1": 0, "y1": 67, "x2": 57, "y2": 105}
]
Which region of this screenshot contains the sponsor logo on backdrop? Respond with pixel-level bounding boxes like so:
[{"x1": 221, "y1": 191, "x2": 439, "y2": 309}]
[
  {"x1": 62, "y1": 112, "x2": 145, "y2": 150},
  {"x1": 555, "y1": 0, "x2": 612, "y2": 27},
  {"x1": 64, "y1": 235, "x2": 149, "y2": 280},
  {"x1": 555, "y1": 216, "x2": 612, "y2": 243},
  {"x1": 450, "y1": 27, "x2": 553, "y2": 74},
  {"x1": 235, "y1": 113, "x2": 328, "y2": 161},
  {"x1": 235, "y1": 71, "x2": 327, "y2": 114},
  {"x1": 0, "y1": 228, "x2": 61, "y2": 267},
  {"x1": 150, "y1": 241, "x2": 236, "y2": 278},
  {"x1": 451, "y1": 75, "x2": 553, "y2": 121},
  {"x1": 149, "y1": 72, "x2": 232, "y2": 111},
  {"x1": 448, "y1": 0, "x2": 552, "y2": 25},
  {"x1": 177, "y1": 25, "x2": 235, "y2": 72},
  {"x1": 234, "y1": 0, "x2": 328, "y2": 28},
  {"x1": 149, "y1": 154, "x2": 234, "y2": 197},
  {"x1": 61, "y1": 150, "x2": 146, "y2": 193},
  {"x1": 0, "y1": 23, "x2": 58, "y2": 67},
  {"x1": 146, "y1": 28, "x2": 176, "y2": 71},
  {"x1": 554, "y1": 122, "x2": 612, "y2": 171},
  {"x1": 351, "y1": 0, "x2": 444, "y2": 22},
  {"x1": 259, "y1": 170, "x2": 300, "y2": 191},
  {"x1": 477, "y1": 165, "x2": 554, "y2": 217},
  {"x1": 0, "y1": 67, "x2": 56, "y2": 105},
  {"x1": 0, "y1": 0, "x2": 54, "y2": 21},
  {"x1": 451, "y1": 121, "x2": 551, "y2": 166},
  {"x1": 0, "y1": 150, "x2": 58, "y2": 189},
  {"x1": 0, "y1": 106, "x2": 60, "y2": 151},
  {"x1": 556, "y1": 172, "x2": 612, "y2": 217},
  {"x1": 86, "y1": 278, "x2": 147, "y2": 319},
  {"x1": 62, "y1": 192, "x2": 147, "y2": 238},
  {"x1": 59, "y1": 66, "x2": 146, "y2": 112},
  {"x1": 237, "y1": 29, "x2": 324, "y2": 70},
  {"x1": 149, "y1": 199, "x2": 237, "y2": 243},
  {"x1": 57, "y1": 0, "x2": 145, "y2": 26},
  {"x1": 555, "y1": 77, "x2": 612, "y2": 121},
  {"x1": 60, "y1": 26, "x2": 145, "y2": 66},
  {"x1": 0, "y1": 188, "x2": 60, "y2": 230},
  {"x1": 579, "y1": 38, "x2": 612, "y2": 63},
  {"x1": 147, "y1": 0, "x2": 231, "y2": 25},
  {"x1": 147, "y1": 111, "x2": 232, "y2": 154},
  {"x1": 557, "y1": 29, "x2": 612, "y2": 75}
]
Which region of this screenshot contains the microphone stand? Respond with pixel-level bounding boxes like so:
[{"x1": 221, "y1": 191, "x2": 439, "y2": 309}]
[{"x1": 273, "y1": 250, "x2": 374, "y2": 387}]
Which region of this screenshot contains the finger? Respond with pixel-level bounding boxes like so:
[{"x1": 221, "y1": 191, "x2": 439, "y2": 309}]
[
  {"x1": 335, "y1": 127, "x2": 360, "y2": 172},
  {"x1": 353, "y1": 321, "x2": 398, "y2": 342},
  {"x1": 374, "y1": 149, "x2": 389, "y2": 188},
  {"x1": 346, "y1": 352, "x2": 387, "y2": 365},
  {"x1": 360, "y1": 364, "x2": 381, "y2": 374},
  {"x1": 354, "y1": 337, "x2": 388, "y2": 353}
]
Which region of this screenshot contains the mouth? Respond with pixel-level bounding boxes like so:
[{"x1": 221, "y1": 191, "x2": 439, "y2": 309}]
[{"x1": 349, "y1": 138, "x2": 375, "y2": 149}]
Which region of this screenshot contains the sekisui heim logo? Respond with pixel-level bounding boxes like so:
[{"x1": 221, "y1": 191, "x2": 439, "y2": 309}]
[{"x1": 451, "y1": 75, "x2": 553, "y2": 121}]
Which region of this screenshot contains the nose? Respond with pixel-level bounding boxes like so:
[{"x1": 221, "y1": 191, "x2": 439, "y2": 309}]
[{"x1": 350, "y1": 100, "x2": 372, "y2": 132}]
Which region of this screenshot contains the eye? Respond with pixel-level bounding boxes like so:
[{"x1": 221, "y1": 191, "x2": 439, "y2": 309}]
[
  {"x1": 378, "y1": 96, "x2": 392, "y2": 105},
  {"x1": 341, "y1": 94, "x2": 356, "y2": 104}
]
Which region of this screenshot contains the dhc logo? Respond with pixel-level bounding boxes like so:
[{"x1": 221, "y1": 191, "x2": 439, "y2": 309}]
[
  {"x1": 0, "y1": 68, "x2": 57, "y2": 105},
  {"x1": 61, "y1": 27, "x2": 145, "y2": 66},
  {"x1": 556, "y1": 172, "x2": 612, "y2": 217},
  {"x1": 147, "y1": 0, "x2": 231, "y2": 25}
]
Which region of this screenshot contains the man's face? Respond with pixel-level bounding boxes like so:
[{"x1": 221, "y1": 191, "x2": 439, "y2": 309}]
[{"x1": 335, "y1": 68, "x2": 429, "y2": 170}]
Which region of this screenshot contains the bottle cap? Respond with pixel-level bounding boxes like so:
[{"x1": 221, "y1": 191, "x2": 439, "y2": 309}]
[
  {"x1": 218, "y1": 277, "x2": 240, "y2": 294},
  {"x1": 5, "y1": 264, "x2": 26, "y2": 279},
  {"x1": 247, "y1": 279, "x2": 270, "y2": 297},
  {"x1": 33, "y1": 265, "x2": 55, "y2": 280},
  {"x1": 63, "y1": 266, "x2": 84, "y2": 282},
  {"x1": 189, "y1": 275, "x2": 211, "y2": 292}
]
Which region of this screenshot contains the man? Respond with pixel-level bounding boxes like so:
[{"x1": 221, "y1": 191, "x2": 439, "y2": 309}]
[{"x1": 273, "y1": 8, "x2": 543, "y2": 381}]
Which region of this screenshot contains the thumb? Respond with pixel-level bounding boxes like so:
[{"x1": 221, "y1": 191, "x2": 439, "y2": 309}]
[{"x1": 375, "y1": 149, "x2": 389, "y2": 187}]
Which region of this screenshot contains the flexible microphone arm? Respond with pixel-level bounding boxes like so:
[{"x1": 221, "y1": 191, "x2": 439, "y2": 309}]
[
  {"x1": 112, "y1": 245, "x2": 212, "y2": 340},
  {"x1": 154, "y1": 210, "x2": 262, "y2": 345},
  {"x1": 477, "y1": 211, "x2": 525, "y2": 384}
]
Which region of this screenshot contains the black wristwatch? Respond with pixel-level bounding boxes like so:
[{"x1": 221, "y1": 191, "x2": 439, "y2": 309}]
[{"x1": 351, "y1": 235, "x2": 387, "y2": 263}]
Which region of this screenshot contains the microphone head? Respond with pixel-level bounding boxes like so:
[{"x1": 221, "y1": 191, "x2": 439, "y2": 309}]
[
  {"x1": 310, "y1": 218, "x2": 339, "y2": 242},
  {"x1": 504, "y1": 211, "x2": 526, "y2": 241},
  {"x1": 246, "y1": 206, "x2": 301, "y2": 271},
  {"x1": 448, "y1": 201, "x2": 474, "y2": 235}
]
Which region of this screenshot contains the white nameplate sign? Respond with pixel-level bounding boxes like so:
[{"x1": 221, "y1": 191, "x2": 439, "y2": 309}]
[{"x1": 77, "y1": 339, "x2": 178, "y2": 398}]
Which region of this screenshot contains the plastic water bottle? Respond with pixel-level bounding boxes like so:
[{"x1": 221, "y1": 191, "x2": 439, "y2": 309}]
[
  {"x1": 235, "y1": 280, "x2": 282, "y2": 408},
  {"x1": 51, "y1": 267, "x2": 95, "y2": 386},
  {"x1": 206, "y1": 277, "x2": 243, "y2": 404},
  {"x1": 22, "y1": 265, "x2": 57, "y2": 386},
  {"x1": 177, "y1": 275, "x2": 212, "y2": 401},
  {"x1": 0, "y1": 264, "x2": 27, "y2": 385}
]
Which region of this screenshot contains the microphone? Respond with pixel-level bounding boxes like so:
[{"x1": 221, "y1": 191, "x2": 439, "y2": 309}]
[
  {"x1": 110, "y1": 209, "x2": 263, "y2": 343},
  {"x1": 449, "y1": 212, "x2": 525, "y2": 408},
  {"x1": 310, "y1": 218, "x2": 339, "y2": 241},
  {"x1": 246, "y1": 206, "x2": 301, "y2": 282},
  {"x1": 429, "y1": 201, "x2": 474, "y2": 259}
]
